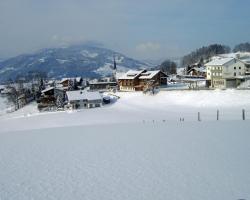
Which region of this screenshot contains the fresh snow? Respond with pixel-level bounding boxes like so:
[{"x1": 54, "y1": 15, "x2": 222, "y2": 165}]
[
  {"x1": 0, "y1": 122, "x2": 250, "y2": 200},
  {"x1": 81, "y1": 50, "x2": 98, "y2": 58},
  {"x1": 95, "y1": 63, "x2": 131, "y2": 76},
  {"x1": 1, "y1": 90, "x2": 250, "y2": 132},
  {"x1": 0, "y1": 67, "x2": 15, "y2": 74},
  {"x1": 38, "y1": 58, "x2": 45, "y2": 63},
  {"x1": 0, "y1": 90, "x2": 250, "y2": 199},
  {"x1": 56, "y1": 59, "x2": 69, "y2": 64}
]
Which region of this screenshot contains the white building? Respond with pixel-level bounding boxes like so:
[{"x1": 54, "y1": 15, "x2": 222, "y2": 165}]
[
  {"x1": 205, "y1": 58, "x2": 246, "y2": 88},
  {"x1": 66, "y1": 90, "x2": 102, "y2": 109}
]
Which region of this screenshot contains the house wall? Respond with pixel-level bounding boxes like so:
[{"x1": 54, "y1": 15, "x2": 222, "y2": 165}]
[
  {"x1": 89, "y1": 82, "x2": 117, "y2": 90},
  {"x1": 118, "y1": 79, "x2": 138, "y2": 91},
  {"x1": 118, "y1": 71, "x2": 167, "y2": 91},
  {"x1": 69, "y1": 99, "x2": 102, "y2": 109},
  {"x1": 206, "y1": 60, "x2": 245, "y2": 88},
  {"x1": 212, "y1": 78, "x2": 225, "y2": 88},
  {"x1": 222, "y1": 61, "x2": 245, "y2": 78},
  {"x1": 207, "y1": 60, "x2": 245, "y2": 80},
  {"x1": 245, "y1": 64, "x2": 250, "y2": 75},
  {"x1": 61, "y1": 80, "x2": 70, "y2": 87}
]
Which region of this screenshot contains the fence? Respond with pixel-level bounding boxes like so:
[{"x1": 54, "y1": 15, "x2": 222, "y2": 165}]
[{"x1": 142, "y1": 108, "x2": 249, "y2": 123}]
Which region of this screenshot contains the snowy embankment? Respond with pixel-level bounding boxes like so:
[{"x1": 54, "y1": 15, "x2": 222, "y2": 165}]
[
  {"x1": 0, "y1": 96, "x2": 14, "y2": 115},
  {"x1": 0, "y1": 90, "x2": 250, "y2": 199}
]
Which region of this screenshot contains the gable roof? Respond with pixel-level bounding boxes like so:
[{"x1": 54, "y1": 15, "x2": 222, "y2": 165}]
[
  {"x1": 118, "y1": 70, "x2": 145, "y2": 80},
  {"x1": 188, "y1": 67, "x2": 206, "y2": 73},
  {"x1": 205, "y1": 58, "x2": 235, "y2": 66},
  {"x1": 66, "y1": 90, "x2": 102, "y2": 101},
  {"x1": 41, "y1": 87, "x2": 54, "y2": 94},
  {"x1": 139, "y1": 70, "x2": 161, "y2": 79}
]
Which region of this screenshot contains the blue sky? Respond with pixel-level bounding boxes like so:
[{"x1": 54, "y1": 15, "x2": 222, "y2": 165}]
[{"x1": 0, "y1": 0, "x2": 250, "y2": 60}]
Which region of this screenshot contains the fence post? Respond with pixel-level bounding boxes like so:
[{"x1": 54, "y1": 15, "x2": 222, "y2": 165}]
[
  {"x1": 242, "y1": 109, "x2": 245, "y2": 120},
  {"x1": 217, "y1": 110, "x2": 219, "y2": 121},
  {"x1": 198, "y1": 112, "x2": 201, "y2": 121}
]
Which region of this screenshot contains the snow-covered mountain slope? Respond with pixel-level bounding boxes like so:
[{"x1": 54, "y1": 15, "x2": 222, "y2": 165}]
[{"x1": 0, "y1": 44, "x2": 151, "y2": 83}]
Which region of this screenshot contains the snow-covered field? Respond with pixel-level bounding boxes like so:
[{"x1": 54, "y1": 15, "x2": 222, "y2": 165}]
[
  {"x1": 1, "y1": 90, "x2": 250, "y2": 132},
  {"x1": 0, "y1": 90, "x2": 250, "y2": 199}
]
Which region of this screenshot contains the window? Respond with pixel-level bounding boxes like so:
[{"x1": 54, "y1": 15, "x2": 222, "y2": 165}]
[
  {"x1": 234, "y1": 72, "x2": 236, "y2": 76},
  {"x1": 239, "y1": 72, "x2": 241, "y2": 75},
  {"x1": 234, "y1": 67, "x2": 236, "y2": 70},
  {"x1": 239, "y1": 67, "x2": 241, "y2": 70}
]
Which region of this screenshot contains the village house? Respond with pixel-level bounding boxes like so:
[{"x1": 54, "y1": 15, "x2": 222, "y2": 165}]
[
  {"x1": 66, "y1": 90, "x2": 102, "y2": 109},
  {"x1": 241, "y1": 58, "x2": 250, "y2": 76},
  {"x1": 118, "y1": 70, "x2": 167, "y2": 91},
  {"x1": 38, "y1": 87, "x2": 66, "y2": 111},
  {"x1": 89, "y1": 81, "x2": 117, "y2": 91},
  {"x1": 0, "y1": 85, "x2": 5, "y2": 93},
  {"x1": 59, "y1": 77, "x2": 83, "y2": 89},
  {"x1": 205, "y1": 57, "x2": 246, "y2": 88},
  {"x1": 138, "y1": 70, "x2": 168, "y2": 90},
  {"x1": 187, "y1": 67, "x2": 206, "y2": 77},
  {"x1": 118, "y1": 70, "x2": 146, "y2": 91}
]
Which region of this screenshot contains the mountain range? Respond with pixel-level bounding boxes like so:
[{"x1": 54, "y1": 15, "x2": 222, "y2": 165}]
[{"x1": 0, "y1": 44, "x2": 152, "y2": 83}]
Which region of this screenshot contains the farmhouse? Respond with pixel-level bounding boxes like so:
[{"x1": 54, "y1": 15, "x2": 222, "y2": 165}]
[
  {"x1": 205, "y1": 58, "x2": 246, "y2": 88},
  {"x1": 89, "y1": 81, "x2": 117, "y2": 91},
  {"x1": 66, "y1": 90, "x2": 102, "y2": 109},
  {"x1": 138, "y1": 70, "x2": 168, "y2": 90},
  {"x1": 118, "y1": 70, "x2": 146, "y2": 91},
  {"x1": 187, "y1": 67, "x2": 206, "y2": 77},
  {"x1": 59, "y1": 77, "x2": 83, "y2": 89},
  {"x1": 118, "y1": 70, "x2": 167, "y2": 91}
]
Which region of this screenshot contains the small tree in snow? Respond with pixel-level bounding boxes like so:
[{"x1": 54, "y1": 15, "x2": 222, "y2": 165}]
[
  {"x1": 56, "y1": 95, "x2": 64, "y2": 109},
  {"x1": 68, "y1": 79, "x2": 74, "y2": 91}
]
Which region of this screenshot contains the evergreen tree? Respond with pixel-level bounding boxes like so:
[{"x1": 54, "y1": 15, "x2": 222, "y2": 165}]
[
  {"x1": 160, "y1": 60, "x2": 177, "y2": 74},
  {"x1": 68, "y1": 79, "x2": 74, "y2": 91},
  {"x1": 233, "y1": 42, "x2": 250, "y2": 52},
  {"x1": 181, "y1": 44, "x2": 231, "y2": 67},
  {"x1": 56, "y1": 95, "x2": 64, "y2": 109}
]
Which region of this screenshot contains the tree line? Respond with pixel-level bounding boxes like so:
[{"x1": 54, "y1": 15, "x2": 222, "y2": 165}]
[{"x1": 157, "y1": 42, "x2": 250, "y2": 74}]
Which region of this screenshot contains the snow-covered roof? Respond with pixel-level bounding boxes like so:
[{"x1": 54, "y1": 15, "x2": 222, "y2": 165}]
[
  {"x1": 118, "y1": 70, "x2": 145, "y2": 80},
  {"x1": 191, "y1": 67, "x2": 206, "y2": 73},
  {"x1": 66, "y1": 90, "x2": 102, "y2": 101},
  {"x1": 89, "y1": 82, "x2": 117, "y2": 85},
  {"x1": 76, "y1": 77, "x2": 82, "y2": 82},
  {"x1": 205, "y1": 58, "x2": 235, "y2": 66},
  {"x1": 59, "y1": 78, "x2": 70, "y2": 84},
  {"x1": 241, "y1": 58, "x2": 250, "y2": 64},
  {"x1": 139, "y1": 70, "x2": 161, "y2": 79},
  {"x1": 41, "y1": 87, "x2": 54, "y2": 93}
]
